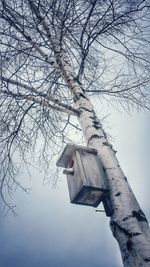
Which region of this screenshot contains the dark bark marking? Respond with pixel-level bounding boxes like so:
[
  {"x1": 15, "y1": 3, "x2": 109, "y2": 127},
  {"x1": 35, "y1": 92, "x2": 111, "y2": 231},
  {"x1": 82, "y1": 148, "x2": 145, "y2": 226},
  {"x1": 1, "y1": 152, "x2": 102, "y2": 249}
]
[
  {"x1": 102, "y1": 141, "x2": 113, "y2": 149},
  {"x1": 93, "y1": 125, "x2": 102, "y2": 130},
  {"x1": 114, "y1": 222, "x2": 131, "y2": 237},
  {"x1": 50, "y1": 61, "x2": 55, "y2": 65},
  {"x1": 45, "y1": 55, "x2": 48, "y2": 61},
  {"x1": 89, "y1": 115, "x2": 97, "y2": 120},
  {"x1": 95, "y1": 135, "x2": 105, "y2": 139},
  {"x1": 131, "y1": 232, "x2": 141, "y2": 236},
  {"x1": 112, "y1": 149, "x2": 117, "y2": 154},
  {"x1": 124, "y1": 176, "x2": 128, "y2": 182},
  {"x1": 79, "y1": 107, "x2": 93, "y2": 112},
  {"x1": 132, "y1": 210, "x2": 148, "y2": 222},
  {"x1": 78, "y1": 93, "x2": 87, "y2": 99},
  {"x1": 110, "y1": 221, "x2": 141, "y2": 238},
  {"x1": 93, "y1": 120, "x2": 101, "y2": 125},
  {"x1": 87, "y1": 134, "x2": 102, "y2": 144},
  {"x1": 123, "y1": 215, "x2": 132, "y2": 221},
  {"x1": 126, "y1": 239, "x2": 133, "y2": 252},
  {"x1": 73, "y1": 96, "x2": 78, "y2": 102},
  {"x1": 89, "y1": 116, "x2": 95, "y2": 120},
  {"x1": 144, "y1": 258, "x2": 150, "y2": 262},
  {"x1": 115, "y1": 192, "x2": 121, "y2": 197}
]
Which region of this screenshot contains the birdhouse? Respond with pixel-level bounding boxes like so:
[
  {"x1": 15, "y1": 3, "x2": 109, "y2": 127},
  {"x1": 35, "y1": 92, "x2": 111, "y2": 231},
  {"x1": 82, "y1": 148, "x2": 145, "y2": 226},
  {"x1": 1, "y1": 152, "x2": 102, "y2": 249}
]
[{"x1": 56, "y1": 143, "x2": 109, "y2": 207}]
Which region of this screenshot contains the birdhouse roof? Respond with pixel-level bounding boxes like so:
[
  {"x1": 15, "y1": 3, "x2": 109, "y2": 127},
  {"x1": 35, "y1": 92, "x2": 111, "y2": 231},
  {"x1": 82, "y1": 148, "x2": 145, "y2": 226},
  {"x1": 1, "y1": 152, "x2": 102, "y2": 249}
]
[{"x1": 56, "y1": 143, "x2": 98, "y2": 168}]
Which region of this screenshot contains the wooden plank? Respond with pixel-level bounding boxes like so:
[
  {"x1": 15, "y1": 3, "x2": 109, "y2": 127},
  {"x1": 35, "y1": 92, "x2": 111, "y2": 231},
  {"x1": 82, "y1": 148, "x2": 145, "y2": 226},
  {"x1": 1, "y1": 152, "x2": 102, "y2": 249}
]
[
  {"x1": 75, "y1": 150, "x2": 87, "y2": 185},
  {"x1": 66, "y1": 152, "x2": 83, "y2": 202}
]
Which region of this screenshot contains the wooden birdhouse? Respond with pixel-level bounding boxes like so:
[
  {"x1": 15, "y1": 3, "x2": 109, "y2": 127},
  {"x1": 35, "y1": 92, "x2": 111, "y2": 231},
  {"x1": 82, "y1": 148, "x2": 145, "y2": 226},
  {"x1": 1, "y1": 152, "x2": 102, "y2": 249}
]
[{"x1": 56, "y1": 143, "x2": 109, "y2": 207}]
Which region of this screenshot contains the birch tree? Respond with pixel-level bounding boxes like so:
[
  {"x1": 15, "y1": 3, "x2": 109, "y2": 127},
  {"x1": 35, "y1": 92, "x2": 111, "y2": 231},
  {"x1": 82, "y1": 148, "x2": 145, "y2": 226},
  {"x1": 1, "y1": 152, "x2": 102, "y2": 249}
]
[{"x1": 0, "y1": 0, "x2": 150, "y2": 266}]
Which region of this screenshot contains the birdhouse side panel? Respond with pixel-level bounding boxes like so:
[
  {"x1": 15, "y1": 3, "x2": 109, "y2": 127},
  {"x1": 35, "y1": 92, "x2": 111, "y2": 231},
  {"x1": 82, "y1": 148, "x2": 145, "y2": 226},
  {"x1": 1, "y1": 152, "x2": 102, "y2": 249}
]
[{"x1": 77, "y1": 150, "x2": 107, "y2": 190}]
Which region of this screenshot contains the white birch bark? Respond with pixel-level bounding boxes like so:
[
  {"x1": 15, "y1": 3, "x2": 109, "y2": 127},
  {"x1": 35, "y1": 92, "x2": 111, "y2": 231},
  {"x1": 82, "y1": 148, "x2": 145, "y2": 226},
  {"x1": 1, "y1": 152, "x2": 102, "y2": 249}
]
[
  {"x1": 76, "y1": 94, "x2": 150, "y2": 267},
  {"x1": 58, "y1": 51, "x2": 150, "y2": 266}
]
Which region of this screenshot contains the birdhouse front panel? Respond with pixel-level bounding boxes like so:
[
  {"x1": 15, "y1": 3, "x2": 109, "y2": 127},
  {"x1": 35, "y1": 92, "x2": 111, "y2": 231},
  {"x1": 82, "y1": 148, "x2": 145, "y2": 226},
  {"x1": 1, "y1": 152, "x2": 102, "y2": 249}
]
[{"x1": 66, "y1": 151, "x2": 85, "y2": 202}]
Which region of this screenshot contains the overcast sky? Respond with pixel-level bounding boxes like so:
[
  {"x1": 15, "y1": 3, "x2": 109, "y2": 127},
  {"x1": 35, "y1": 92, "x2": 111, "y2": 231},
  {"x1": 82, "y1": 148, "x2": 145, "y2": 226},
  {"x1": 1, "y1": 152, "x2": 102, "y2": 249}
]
[{"x1": 0, "y1": 103, "x2": 150, "y2": 267}]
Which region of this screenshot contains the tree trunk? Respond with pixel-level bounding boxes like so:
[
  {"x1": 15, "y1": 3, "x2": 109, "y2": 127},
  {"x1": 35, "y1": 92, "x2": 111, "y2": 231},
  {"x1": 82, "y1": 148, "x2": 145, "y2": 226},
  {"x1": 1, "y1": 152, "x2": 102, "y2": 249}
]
[
  {"x1": 76, "y1": 92, "x2": 150, "y2": 266},
  {"x1": 57, "y1": 50, "x2": 150, "y2": 266}
]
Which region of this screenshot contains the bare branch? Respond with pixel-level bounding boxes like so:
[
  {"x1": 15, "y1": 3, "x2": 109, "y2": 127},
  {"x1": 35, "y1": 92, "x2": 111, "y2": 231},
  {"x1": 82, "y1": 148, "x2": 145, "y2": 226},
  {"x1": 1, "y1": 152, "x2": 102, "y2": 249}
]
[{"x1": 1, "y1": 76, "x2": 80, "y2": 115}]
